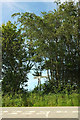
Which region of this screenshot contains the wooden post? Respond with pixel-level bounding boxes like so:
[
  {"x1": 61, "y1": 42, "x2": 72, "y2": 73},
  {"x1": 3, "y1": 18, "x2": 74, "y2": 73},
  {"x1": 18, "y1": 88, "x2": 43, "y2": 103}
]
[{"x1": 34, "y1": 75, "x2": 48, "y2": 91}]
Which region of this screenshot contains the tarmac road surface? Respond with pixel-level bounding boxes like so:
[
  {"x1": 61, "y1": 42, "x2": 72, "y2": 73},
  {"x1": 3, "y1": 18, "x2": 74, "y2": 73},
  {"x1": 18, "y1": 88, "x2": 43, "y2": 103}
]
[{"x1": 0, "y1": 107, "x2": 80, "y2": 120}]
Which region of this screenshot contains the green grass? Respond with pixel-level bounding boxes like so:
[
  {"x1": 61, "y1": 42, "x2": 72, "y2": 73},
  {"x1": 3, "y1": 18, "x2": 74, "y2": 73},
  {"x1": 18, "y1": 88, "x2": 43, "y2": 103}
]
[
  {"x1": 0, "y1": 93, "x2": 2, "y2": 107},
  {"x1": 2, "y1": 92, "x2": 80, "y2": 107}
]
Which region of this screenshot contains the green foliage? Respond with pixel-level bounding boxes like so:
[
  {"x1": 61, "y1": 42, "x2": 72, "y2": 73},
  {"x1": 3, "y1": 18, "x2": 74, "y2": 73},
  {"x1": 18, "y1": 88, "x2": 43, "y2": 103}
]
[
  {"x1": 11, "y1": 1, "x2": 80, "y2": 93},
  {"x1": 2, "y1": 21, "x2": 32, "y2": 94},
  {"x1": 2, "y1": 92, "x2": 79, "y2": 107},
  {"x1": 2, "y1": 93, "x2": 24, "y2": 107},
  {"x1": 0, "y1": 98, "x2": 1, "y2": 107},
  {"x1": 1, "y1": 1, "x2": 80, "y2": 107}
]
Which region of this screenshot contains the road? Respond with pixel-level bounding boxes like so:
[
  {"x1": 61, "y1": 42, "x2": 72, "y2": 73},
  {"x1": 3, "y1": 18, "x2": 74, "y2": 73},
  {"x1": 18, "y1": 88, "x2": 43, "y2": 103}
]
[{"x1": 0, "y1": 107, "x2": 80, "y2": 120}]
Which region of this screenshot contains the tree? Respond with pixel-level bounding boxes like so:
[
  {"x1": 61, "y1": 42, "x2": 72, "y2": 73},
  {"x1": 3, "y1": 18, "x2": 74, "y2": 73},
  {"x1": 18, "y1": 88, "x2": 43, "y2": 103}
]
[
  {"x1": 12, "y1": 0, "x2": 79, "y2": 93},
  {"x1": 2, "y1": 21, "x2": 32, "y2": 94},
  {"x1": 0, "y1": 27, "x2": 2, "y2": 95}
]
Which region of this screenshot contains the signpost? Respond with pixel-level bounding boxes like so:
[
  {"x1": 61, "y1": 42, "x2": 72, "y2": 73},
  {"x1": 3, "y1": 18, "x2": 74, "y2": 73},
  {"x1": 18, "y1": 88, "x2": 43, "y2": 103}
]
[{"x1": 34, "y1": 75, "x2": 48, "y2": 91}]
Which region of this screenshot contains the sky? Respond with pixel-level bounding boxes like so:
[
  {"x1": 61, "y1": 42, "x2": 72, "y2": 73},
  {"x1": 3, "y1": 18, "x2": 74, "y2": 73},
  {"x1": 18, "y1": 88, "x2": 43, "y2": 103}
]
[
  {"x1": 0, "y1": 0, "x2": 79, "y2": 2},
  {"x1": 1, "y1": 1, "x2": 58, "y2": 91},
  {"x1": 1, "y1": 2, "x2": 57, "y2": 24}
]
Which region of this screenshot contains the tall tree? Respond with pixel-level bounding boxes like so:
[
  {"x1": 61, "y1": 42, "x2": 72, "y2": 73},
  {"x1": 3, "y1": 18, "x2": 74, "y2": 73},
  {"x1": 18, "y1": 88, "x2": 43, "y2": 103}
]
[
  {"x1": 12, "y1": 0, "x2": 79, "y2": 93},
  {"x1": 2, "y1": 21, "x2": 32, "y2": 94}
]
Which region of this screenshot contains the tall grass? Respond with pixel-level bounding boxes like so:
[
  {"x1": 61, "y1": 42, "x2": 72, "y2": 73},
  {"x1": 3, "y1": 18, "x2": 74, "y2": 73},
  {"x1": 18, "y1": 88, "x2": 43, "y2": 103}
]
[
  {"x1": 2, "y1": 92, "x2": 79, "y2": 107},
  {"x1": 0, "y1": 92, "x2": 2, "y2": 107}
]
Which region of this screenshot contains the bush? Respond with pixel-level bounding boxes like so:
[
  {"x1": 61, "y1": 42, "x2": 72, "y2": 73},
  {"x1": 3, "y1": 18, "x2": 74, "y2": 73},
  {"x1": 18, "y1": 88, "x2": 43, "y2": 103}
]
[{"x1": 2, "y1": 92, "x2": 79, "y2": 107}]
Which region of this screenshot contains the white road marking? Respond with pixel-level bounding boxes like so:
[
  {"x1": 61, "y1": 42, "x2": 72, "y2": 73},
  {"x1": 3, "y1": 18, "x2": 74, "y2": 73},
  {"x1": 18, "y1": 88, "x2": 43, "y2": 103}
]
[
  {"x1": 2, "y1": 110, "x2": 78, "y2": 113},
  {"x1": 22, "y1": 112, "x2": 32, "y2": 114},
  {"x1": 72, "y1": 111, "x2": 78, "y2": 113},
  {"x1": 10, "y1": 113, "x2": 18, "y2": 114},
  {"x1": 16, "y1": 111, "x2": 22, "y2": 113},
  {"x1": 56, "y1": 111, "x2": 68, "y2": 113},
  {"x1": 29, "y1": 111, "x2": 35, "y2": 113},
  {"x1": 2, "y1": 107, "x2": 79, "y2": 118},
  {"x1": 3, "y1": 111, "x2": 8, "y2": 113},
  {"x1": 36, "y1": 111, "x2": 50, "y2": 117},
  {"x1": 56, "y1": 111, "x2": 62, "y2": 113},
  {"x1": 46, "y1": 111, "x2": 50, "y2": 117},
  {"x1": 36, "y1": 111, "x2": 47, "y2": 114},
  {"x1": 64, "y1": 111, "x2": 67, "y2": 113}
]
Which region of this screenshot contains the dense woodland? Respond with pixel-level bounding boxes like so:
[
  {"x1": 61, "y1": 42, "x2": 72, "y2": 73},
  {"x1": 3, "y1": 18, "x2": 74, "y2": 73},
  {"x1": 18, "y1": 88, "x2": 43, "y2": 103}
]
[{"x1": 1, "y1": 1, "x2": 80, "y2": 106}]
